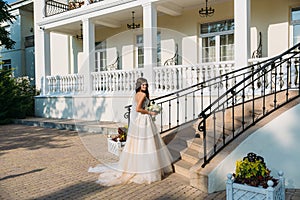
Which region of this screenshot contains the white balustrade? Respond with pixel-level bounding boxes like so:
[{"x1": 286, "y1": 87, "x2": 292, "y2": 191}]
[
  {"x1": 91, "y1": 69, "x2": 143, "y2": 94},
  {"x1": 153, "y1": 61, "x2": 235, "y2": 93},
  {"x1": 46, "y1": 74, "x2": 84, "y2": 95},
  {"x1": 44, "y1": 62, "x2": 239, "y2": 95}
]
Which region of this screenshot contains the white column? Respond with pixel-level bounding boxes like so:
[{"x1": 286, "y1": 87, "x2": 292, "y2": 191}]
[
  {"x1": 36, "y1": 29, "x2": 51, "y2": 95},
  {"x1": 143, "y1": 2, "x2": 157, "y2": 93},
  {"x1": 82, "y1": 18, "x2": 95, "y2": 94},
  {"x1": 34, "y1": 0, "x2": 51, "y2": 94},
  {"x1": 234, "y1": 0, "x2": 251, "y2": 68}
]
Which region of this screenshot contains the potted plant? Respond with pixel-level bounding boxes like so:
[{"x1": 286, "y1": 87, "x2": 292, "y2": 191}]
[
  {"x1": 226, "y1": 152, "x2": 285, "y2": 200},
  {"x1": 107, "y1": 126, "x2": 128, "y2": 156}
]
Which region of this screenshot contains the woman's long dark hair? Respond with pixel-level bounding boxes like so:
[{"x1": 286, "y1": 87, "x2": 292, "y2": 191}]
[{"x1": 135, "y1": 87, "x2": 149, "y2": 99}]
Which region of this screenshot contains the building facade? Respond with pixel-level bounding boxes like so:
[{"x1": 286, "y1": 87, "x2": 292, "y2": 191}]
[
  {"x1": 0, "y1": 0, "x2": 34, "y2": 83},
  {"x1": 33, "y1": 0, "x2": 300, "y2": 122}
]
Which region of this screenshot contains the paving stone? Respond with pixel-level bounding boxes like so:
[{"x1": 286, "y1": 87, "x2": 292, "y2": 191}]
[{"x1": 1, "y1": 123, "x2": 299, "y2": 200}]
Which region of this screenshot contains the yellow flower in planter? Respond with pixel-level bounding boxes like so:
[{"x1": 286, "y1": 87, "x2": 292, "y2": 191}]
[{"x1": 233, "y1": 152, "x2": 277, "y2": 188}]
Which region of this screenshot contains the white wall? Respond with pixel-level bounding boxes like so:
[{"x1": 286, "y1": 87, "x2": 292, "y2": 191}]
[
  {"x1": 51, "y1": 33, "x2": 70, "y2": 75},
  {"x1": 35, "y1": 95, "x2": 133, "y2": 122},
  {"x1": 251, "y1": 0, "x2": 298, "y2": 57},
  {"x1": 208, "y1": 102, "x2": 300, "y2": 193}
]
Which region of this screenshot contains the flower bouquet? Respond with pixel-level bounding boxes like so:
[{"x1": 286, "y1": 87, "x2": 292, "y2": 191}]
[{"x1": 146, "y1": 102, "x2": 162, "y2": 121}]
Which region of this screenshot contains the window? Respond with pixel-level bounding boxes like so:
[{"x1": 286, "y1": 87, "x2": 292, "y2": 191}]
[
  {"x1": 291, "y1": 7, "x2": 300, "y2": 45},
  {"x1": 2, "y1": 59, "x2": 12, "y2": 70},
  {"x1": 200, "y1": 19, "x2": 234, "y2": 63},
  {"x1": 95, "y1": 41, "x2": 106, "y2": 71},
  {"x1": 24, "y1": 35, "x2": 34, "y2": 48},
  {"x1": 157, "y1": 32, "x2": 161, "y2": 66},
  {"x1": 136, "y1": 35, "x2": 144, "y2": 68},
  {"x1": 220, "y1": 34, "x2": 234, "y2": 61},
  {"x1": 136, "y1": 32, "x2": 161, "y2": 68}
]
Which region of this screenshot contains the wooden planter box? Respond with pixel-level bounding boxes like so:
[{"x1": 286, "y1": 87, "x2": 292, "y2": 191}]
[
  {"x1": 226, "y1": 171, "x2": 285, "y2": 200},
  {"x1": 107, "y1": 138, "x2": 126, "y2": 156}
]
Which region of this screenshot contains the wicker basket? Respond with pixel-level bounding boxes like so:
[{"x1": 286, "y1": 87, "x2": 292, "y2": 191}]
[{"x1": 107, "y1": 138, "x2": 126, "y2": 156}]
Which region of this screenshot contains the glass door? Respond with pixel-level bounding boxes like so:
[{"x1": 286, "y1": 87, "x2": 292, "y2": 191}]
[
  {"x1": 200, "y1": 19, "x2": 234, "y2": 63},
  {"x1": 202, "y1": 36, "x2": 216, "y2": 62},
  {"x1": 292, "y1": 7, "x2": 300, "y2": 45}
]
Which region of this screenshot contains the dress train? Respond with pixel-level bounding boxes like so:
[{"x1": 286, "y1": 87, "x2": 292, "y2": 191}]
[{"x1": 89, "y1": 112, "x2": 173, "y2": 185}]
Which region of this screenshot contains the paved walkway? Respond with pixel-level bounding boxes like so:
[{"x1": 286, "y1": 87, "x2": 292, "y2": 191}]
[{"x1": 0, "y1": 121, "x2": 300, "y2": 199}]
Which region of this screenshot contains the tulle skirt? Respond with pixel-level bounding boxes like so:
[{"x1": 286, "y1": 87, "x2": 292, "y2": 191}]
[{"x1": 88, "y1": 113, "x2": 173, "y2": 186}]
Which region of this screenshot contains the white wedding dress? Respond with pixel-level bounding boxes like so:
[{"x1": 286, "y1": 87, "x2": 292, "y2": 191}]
[{"x1": 88, "y1": 96, "x2": 173, "y2": 185}]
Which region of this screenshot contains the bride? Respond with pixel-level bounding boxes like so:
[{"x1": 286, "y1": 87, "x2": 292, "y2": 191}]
[{"x1": 89, "y1": 77, "x2": 173, "y2": 185}]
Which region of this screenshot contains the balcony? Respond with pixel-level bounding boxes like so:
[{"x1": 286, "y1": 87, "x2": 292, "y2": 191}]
[{"x1": 44, "y1": 0, "x2": 104, "y2": 17}]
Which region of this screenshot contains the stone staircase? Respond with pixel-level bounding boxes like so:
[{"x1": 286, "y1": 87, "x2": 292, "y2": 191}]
[{"x1": 169, "y1": 90, "x2": 299, "y2": 192}]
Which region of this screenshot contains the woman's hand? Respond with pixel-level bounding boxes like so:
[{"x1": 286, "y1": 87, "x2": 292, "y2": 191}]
[{"x1": 149, "y1": 111, "x2": 158, "y2": 116}]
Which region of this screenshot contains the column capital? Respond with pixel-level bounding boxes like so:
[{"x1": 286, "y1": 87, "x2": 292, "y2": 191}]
[{"x1": 141, "y1": 1, "x2": 156, "y2": 8}]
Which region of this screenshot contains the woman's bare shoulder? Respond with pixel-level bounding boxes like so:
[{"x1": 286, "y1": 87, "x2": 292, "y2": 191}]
[
  {"x1": 135, "y1": 92, "x2": 146, "y2": 101},
  {"x1": 136, "y1": 92, "x2": 146, "y2": 98}
]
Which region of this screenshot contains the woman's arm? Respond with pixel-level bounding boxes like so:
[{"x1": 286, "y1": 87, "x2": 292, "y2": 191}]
[{"x1": 135, "y1": 92, "x2": 156, "y2": 115}]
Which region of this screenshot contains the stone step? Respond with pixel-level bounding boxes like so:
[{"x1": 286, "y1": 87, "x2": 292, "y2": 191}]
[
  {"x1": 181, "y1": 148, "x2": 200, "y2": 165},
  {"x1": 249, "y1": 109, "x2": 263, "y2": 116},
  {"x1": 187, "y1": 138, "x2": 203, "y2": 151},
  {"x1": 13, "y1": 117, "x2": 120, "y2": 135},
  {"x1": 230, "y1": 116, "x2": 253, "y2": 129},
  {"x1": 167, "y1": 139, "x2": 188, "y2": 162},
  {"x1": 173, "y1": 159, "x2": 193, "y2": 178}
]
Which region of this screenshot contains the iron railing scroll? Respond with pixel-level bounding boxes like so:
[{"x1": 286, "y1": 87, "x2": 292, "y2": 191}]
[{"x1": 252, "y1": 32, "x2": 262, "y2": 58}]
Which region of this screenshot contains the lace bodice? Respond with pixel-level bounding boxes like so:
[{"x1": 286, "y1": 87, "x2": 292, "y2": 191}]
[
  {"x1": 130, "y1": 95, "x2": 149, "y2": 121},
  {"x1": 142, "y1": 97, "x2": 150, "y2": 109}
]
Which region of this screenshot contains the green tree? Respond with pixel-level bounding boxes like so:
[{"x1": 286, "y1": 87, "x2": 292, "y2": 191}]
[
  {"x1": 0, "y1": 69, "x2": 38, "y2": 124},
  {"x1": 0, "y1": 0, "x2": 16, "y2": 49}
]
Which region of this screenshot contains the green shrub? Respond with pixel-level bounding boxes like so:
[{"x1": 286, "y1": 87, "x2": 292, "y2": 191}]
[{"x1": 0, "y1": 69, "x2": 38, "y2": 124}]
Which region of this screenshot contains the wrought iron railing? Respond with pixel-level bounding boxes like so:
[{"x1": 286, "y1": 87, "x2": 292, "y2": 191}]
[
  {"x1": 45, "y1": 0, "x2": 69, "y2": 17},
  {"x1": 198, "y1": 42, "x2": 300, "y2": 167},
  {"x1": 252, "y1": 32, "x2": 262, "y2": 58},
  {"x1": 124, "y1": 43, "x2": 300, "y2": 168},
  {"x1": 44, "y1": 0, "x2": 119, "y2": 17},
  {"x1": 124, "y1": 57, "x2": 275, "y2": 133}
]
